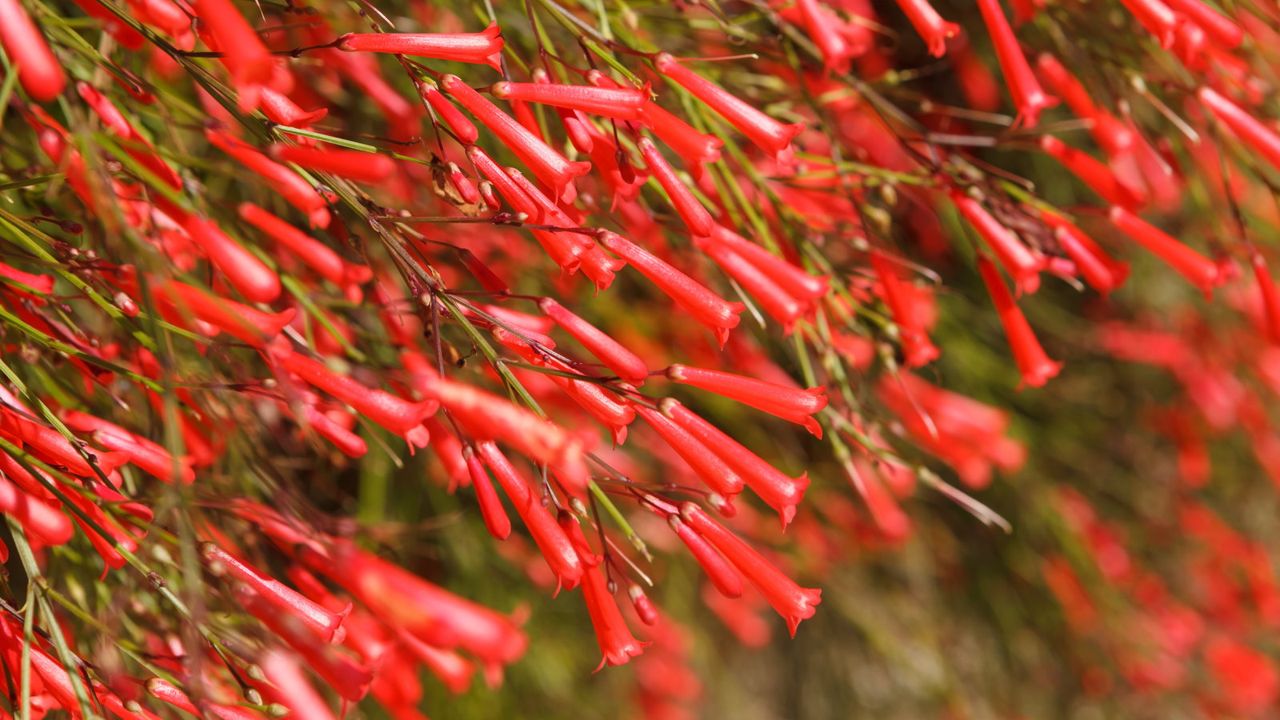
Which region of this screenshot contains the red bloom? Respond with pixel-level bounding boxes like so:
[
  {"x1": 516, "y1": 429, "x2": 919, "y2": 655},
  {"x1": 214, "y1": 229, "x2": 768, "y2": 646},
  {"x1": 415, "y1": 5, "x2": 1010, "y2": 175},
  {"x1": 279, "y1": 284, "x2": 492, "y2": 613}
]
[
  {"x1": 420, "y1": 82, "x2": 480, "y2": 144},
  {"x1": 190, "y1": 0, "x2": 274, "y2": 109},
  {"x1": 950, "y1": 190, "x2": 1042, "y2": 294},
  {"x1": 464, "y1": 446, "x2": 512, "y2": 540},
  {"x1": 476, "y1": 440, "x2": 585, "y2": 592},
  {"x1": 893, "y1": 0, "x2": 959, "y2": 57},
  {"x1": 1108, "y1": 206, "x2": 1221, "y2": 293},
  {"x1": 654, "y1": 53, "x2": 803, "y2": 160},
  {"x1": 668, "y1": 513, "x2": 744, "y2": 598},
  {"x1": 491, "y1": 81, "x2": 647, "y2": 120},
  {"x1": 0, "y1": 0, "x2": 68, "y2": 102},
  {"x1": 155, "y1": 277, "x2": 295, "y2": 345},
  {"x1": 238, "y1": 202, "x2": 372, "y2": 288},
  {"x1": 598, "y1": 231, "x2": 743, "y2": 346},
  {"x1": 1040, "y1": 211, "x2": 1130, "y2": 294},
  {"x1": 260, "y1": 87, "x2": 329, "y2": 128},
  {"x1": 270, "y1": 144, "x2": 397, "y2": 183},
  {"x1": 589, "y1": 70, "x2": 723, "y2": 176},
  {"x1": 1039, "y1": 136, "x2": 1145, "y2": 208},
  {"x1": 681, "y1": 503, "x2": 822, "y2": 636},
  {"x1": 1253, "y1": 251, "x2": 1280, "y2": 344},
  {"x1": 638, "y1": 138, "x2": 716, "y2": 237},
  {"x1": 870, "y1": 249, "x2": 940, "y2": 367},
  {"x1": 667, "y1": 364, "x2": 828, "y2": 437},
  {"x1": 662, "y1": 398, "x2": 809, "y2": 527},
  {"x1": 62, "y1": 409, "x2": 196, "y2": 484},
  {"x1": 1199, "y1": 86, "x2": 1280, "y2": 173},
  {"x1": 269, "y1": 346, "x2": 436, "y2": 438},
  {"x1": 261, "y1": 650, "x2": 338, "y2": 720},
  {"x1": 202, "y1": 542, "x2": 348, "y2": 642},
  {"x1": 538, "y1": 298, "x2": 649, "y2": 385},
  {"x1": 636, "y1": 404, "x2": 744, "y2": 497},
  {"x1": 976, "y1": 256, "x2": 1062, "y2": 388},
  {"x1": 1166, "y1": 0, "x2": 1243, "y2": 48},
  {"x1": 581, "y1": 563, "x2": 647, "y2": 669},
  {"x1": 976, "y1": 0, "x2": 1056, "y2": 126},
  {"x1": 442, "y1": 74, "x2": 591, "y2": 199},
  {"x1": 339, "y1": 24, "x2": 504, "y2": 68},
  {"x1": 180, "y1": 215, "x2": 283, "y2": 304},
  {"x1": 1035, "y1": 54, "x2": 1135, "y2": 156},
  {"x1": 206, "y1": 129, "x2": 331, "y2": 228},
  {"x1": 1118, "y1": 0, "x2": 1179, "y2": 47}
]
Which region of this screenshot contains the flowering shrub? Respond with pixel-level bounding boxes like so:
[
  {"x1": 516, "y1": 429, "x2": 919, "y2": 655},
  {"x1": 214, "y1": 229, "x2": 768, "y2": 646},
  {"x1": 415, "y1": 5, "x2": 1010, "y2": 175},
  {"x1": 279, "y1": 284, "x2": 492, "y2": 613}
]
[{"x1": 0, "y1": 0, "x2": 1279, "y2": 715}]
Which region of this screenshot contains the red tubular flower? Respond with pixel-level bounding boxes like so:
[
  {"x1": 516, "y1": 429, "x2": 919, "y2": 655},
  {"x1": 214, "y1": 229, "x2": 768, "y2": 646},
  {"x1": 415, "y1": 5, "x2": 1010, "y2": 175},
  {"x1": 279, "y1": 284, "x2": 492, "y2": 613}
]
[
  {"x1": 628, "y1": 585, "x2": 659, "y2": 626},
  {"x1": 1039, "y1": 136, "x2": 1145, "y2": 209},
  {"x1": 975, "y1": 0, "x2": 1056, "y2": 127},
  {"x1": 404, "y1": 351, "x2": 591, "y2": 496},
  {"x1": 190, "y1": 0, "x2": 273, "y2": 110},
  {"x1": 950, "y1": 190, "x2": 1042, "y2": 294},
  {"x1": 662, "y1": 398, "x2": 809, "y2": 526},
  {"x1": 241, "y1": 586, "x2": 371, "y2": 702},
  {"x1": 558, "y1": 510, "x2": 601, "y2": 566},
  {"x1": 1253, "y1": 251, "x2": 1280, "y2": 344},
  {"x1": 870, "y1": 250, "x2": 940, "y2": 367},
  {"x1": 0, "y1": 0, "x2": 67, "y2": 102},
  {"x1": 709, "y1": 225, "x2": 829, "y2": 302},
  {"x1": 338, "y1": 24, "x2": 504, "y2": 68},
  {"x1": 466, "y1": 147, "x2": 586, "y2": 272},
  {"x1": 538, "y1": 298, "x2": 649, "y2": 384},
  {"x1": 668, "y1": 515, "x2": 744, "y2": 597},
  {"x1": 1165, "y1": 0, "x2": 1243, "y2": 48},
  {"x1": 1039, "y1": 211, "x2": 1130, "y2": 294},
  {"x1": 1, "y1": 407, "x2": 126, "y2": 477},
  {"x1": 666, "y1": 364, "x2": 828, "y2": 438},
  {"x1": 0, "y1": 474, "x2": 73, "y2": 545},
  {"x1": 581, "y1": 563, "x2": 646, "y2": 669},
  {"x1": 844, "y1": 459, "x2": 912, "y2": 540},
  {"x1": 202, "y1": 542, "x2": 348, "y2": 642},
  {"x1": 78, "y1": 83, "x2": 183, "y2": 193},
  {"x1": 654, "y1": 53, "x2": 803, "y2": 159},
  {"x1": 318, "y1": 541, "x2": 528, "y2": 665},
  {"x1": 238, "y1": 203, "x2": 371, "y2": 288},
  {"x1": 297, "y1": 401, "x2": 368, "y2": 458},
  {"x1": 182, "y1": 216, "x2": 283, "y2": 304},
  {"x1": 588, "y1": 71, "x2": 723, "y2": 176},
  {"x1": 893, "y1": 0, "x2": 960, "y2": 57},
  {"x1": 148, "y1": 680, "x2": 261, "y2": 720},
  {"x1": 697, "y1": 234, "x2": 806, "y2": 332},
  {"x1": 464, "y1": 446, "x2": 512, "y2": 540},
  {"x1": 261, "y1": 650, "x2": 338, "y2": 720},
  {"x1": 269, "y1": 144, "x2": 397, "y2": 183},
  {"x1": 476, "y1": 440, "x2": 584, "y2": 592},
  {"x1": 638, "y1": 138, "x2": 716, "y2": 237},
  {"x1": 1033, "y1": 55, "x2": 1135, "y2": 155},
  {"x1": 206, "y1": 129, "x2": 331, "y2": 228},
  {"x1": 1118, "y1": 0, "x2": 1179, "y2": 47},
  {"x1": 1108, "y1": 206, "x2": 1221, "y2": 293},
  {"x1": 420, "y1": 82, "x2": 480, "y2": 144},
  {"x1": 441, "y1": 74, "x2": 591, "y2": 199},
  {"x1": 155, "y1": 277, "x2": 294, "y2": 345},
  {"x1": 260, "y1": 87, "x2": 329, "y2": 128},
  {"x1": 976, "y1": 256, "x2": 1062, "y2": 388},
  {"x1": 270, "y1": 347, "x2": 436, "y2": 438},
  {"x1": 795, "y1": 0, "x2": 856, "y2": 72},
  {"x1": 1199, "y1": 87, "x2": 1280, "y2": 173},
  {"x1": 0, "y1": 261, "x2": 53, "y2": 294},
  {"x1": 396, "y1": 631, "x2": 475, "y2": 695},
  {"x1": 598, "y1": 231, "x2": 743, "y2": 346},
  {"x1": 681, "y1": 503, "x2": 822, "y2": 635},
  {"x1": 491, "y1": 81, "x2": 647, "y2": 120},
  {"x1": 635, "y1": 405, "x2": 745, "y2": 497},
  {"x1": 61, "y1": 409, "x2": 196, "y2": 484}
]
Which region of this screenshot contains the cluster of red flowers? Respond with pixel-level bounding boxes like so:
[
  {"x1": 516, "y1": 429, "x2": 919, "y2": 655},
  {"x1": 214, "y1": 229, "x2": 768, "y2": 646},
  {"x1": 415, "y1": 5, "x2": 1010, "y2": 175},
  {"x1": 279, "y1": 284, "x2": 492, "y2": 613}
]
[{"x1": 1, "y1": 0, "x2": 1279, "y2": 714}]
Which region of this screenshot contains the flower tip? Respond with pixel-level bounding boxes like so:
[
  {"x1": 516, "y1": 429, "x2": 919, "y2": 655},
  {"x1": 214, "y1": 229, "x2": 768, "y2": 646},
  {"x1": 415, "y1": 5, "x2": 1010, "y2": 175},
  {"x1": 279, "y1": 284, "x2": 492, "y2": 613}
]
[{"x1": 1019, "y1": 359, "x2": 1063, "y2": 390}]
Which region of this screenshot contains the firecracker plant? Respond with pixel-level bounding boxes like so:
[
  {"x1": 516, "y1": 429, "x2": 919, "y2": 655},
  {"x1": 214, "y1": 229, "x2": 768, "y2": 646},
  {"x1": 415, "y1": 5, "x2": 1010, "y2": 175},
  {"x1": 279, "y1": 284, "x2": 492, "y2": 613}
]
[{"x1": 1, "y1": 0, "x2": 1280, "y2": 715}]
